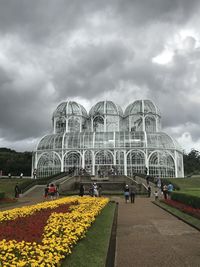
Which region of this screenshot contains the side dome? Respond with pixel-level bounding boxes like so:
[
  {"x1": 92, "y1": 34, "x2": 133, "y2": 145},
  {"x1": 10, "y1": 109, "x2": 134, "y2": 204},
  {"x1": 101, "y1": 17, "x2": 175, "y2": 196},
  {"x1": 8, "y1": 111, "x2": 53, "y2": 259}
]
[
  {"x1": 125, "y1": 100, "x2": 161, "y2": 117},
  {"x1": 89, "y1": 100, "x2": 123, "y2": 117},
  {"x1": 52, "y1": 101, "x2": 87, "y2": 119}
]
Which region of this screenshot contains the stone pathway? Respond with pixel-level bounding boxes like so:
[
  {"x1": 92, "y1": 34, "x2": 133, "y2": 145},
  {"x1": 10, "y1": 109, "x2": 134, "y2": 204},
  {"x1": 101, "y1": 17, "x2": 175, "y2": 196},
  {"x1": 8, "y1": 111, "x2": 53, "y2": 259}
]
[{"x1": 114, "y1": 197, "x2": 200, "y2": 267}]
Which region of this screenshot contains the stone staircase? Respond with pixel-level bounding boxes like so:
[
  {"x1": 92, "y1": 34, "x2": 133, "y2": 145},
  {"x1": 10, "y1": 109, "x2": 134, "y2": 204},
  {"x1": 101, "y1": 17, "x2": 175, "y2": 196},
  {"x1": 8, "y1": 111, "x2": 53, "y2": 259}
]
[{"x1": 21, "y1": 174, "x2": 149, "y2": 198}]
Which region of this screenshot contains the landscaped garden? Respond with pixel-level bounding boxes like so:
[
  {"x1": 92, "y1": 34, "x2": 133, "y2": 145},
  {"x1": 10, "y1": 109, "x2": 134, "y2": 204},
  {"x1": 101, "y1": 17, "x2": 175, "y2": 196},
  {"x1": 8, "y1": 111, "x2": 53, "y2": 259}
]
[
  {"x1": 154, "y1": 177, "x2": 200, "y2": 230},
  {"x1": 0, "y1": 196, "x2": 111, "y2": 266}
]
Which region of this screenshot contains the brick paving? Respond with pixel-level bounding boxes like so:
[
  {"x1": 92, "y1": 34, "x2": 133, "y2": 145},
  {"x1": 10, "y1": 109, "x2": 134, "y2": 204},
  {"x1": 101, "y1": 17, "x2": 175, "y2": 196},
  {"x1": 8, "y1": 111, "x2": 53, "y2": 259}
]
[{"x1": 113, "y1": 196, "x2": 200, "y2": 267}]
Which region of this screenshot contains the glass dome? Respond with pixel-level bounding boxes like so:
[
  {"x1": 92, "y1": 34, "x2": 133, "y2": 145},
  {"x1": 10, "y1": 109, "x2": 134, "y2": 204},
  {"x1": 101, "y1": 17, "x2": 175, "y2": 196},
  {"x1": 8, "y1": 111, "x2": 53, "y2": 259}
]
[
  {"x1": 89, "y1": 101, "x2": 123, "y2": 117},
  {"x1": 124, "y1": 100, "x2": 161, "y2": 117},
  {"x1": 52, "y1": 101, "x2": 87, "y2": 119}
]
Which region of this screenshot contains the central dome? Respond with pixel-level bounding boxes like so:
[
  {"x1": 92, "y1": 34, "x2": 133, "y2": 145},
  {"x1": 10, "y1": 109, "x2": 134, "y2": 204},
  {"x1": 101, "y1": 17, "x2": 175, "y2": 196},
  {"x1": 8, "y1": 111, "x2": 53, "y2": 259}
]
[{"x1": 89, "y1": 100, "x2": 123, "y2": 117}]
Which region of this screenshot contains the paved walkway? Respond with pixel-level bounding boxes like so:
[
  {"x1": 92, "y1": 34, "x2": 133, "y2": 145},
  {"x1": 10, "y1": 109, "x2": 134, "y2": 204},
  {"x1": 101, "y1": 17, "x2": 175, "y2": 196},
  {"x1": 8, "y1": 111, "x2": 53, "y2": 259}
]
[{"x1": 113, "y1": 196, "x2": 200, "y2": 267}]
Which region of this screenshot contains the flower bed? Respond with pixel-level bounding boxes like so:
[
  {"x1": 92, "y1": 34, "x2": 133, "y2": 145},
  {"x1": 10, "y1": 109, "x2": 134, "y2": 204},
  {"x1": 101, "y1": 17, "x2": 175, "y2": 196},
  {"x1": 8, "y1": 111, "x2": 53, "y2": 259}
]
[
  {"x1": 0, "y1": 196, "x2": 109, "y2": 266},
  {"x1": 161, "y1": 199, "x2": 200, "y2": 219}
]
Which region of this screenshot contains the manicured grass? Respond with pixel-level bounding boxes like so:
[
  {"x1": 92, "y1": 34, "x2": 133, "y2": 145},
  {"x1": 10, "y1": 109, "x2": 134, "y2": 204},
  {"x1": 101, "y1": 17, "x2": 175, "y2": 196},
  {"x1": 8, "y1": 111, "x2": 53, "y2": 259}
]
[
  {"x1": 166, "y1": 177, "x2": 200, "y2": 191},
  {"x1": 153, "y1": 200, "x2": 200, "y2": 230},
  {"x1": 61, "y1": 201, "x2": 116, "y2": 267},
  {"x1": 0, "y1": 178, "x2": 30, "y2": 197}
]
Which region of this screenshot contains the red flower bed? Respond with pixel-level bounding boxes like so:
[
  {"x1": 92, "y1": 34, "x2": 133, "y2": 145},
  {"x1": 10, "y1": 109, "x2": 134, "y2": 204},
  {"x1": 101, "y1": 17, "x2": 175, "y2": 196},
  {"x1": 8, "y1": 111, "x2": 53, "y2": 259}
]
[
  {"x1": 162, "y1": 199, "x2": 200, "y2": 219},
  {"x1": 0, "y1": 204, "x2": 71, "y2": 243},
  {"x1": 0, "y1": 198, "x2": 17, "y2": 203}
]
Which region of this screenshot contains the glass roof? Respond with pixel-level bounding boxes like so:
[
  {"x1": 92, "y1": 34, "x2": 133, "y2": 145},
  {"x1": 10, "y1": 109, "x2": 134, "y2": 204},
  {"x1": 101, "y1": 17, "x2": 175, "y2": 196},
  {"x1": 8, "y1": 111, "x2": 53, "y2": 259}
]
[
  {"x1": 52, "y1": 101, "x2": 87, "y2": 118},
  {"x1": 124, "y1": 100, "x2": 161, "y2": 117},
  {"x1": 89, "y1": 101, "x2": 123, "y2": 117},
  {"x1": 37, "y1": 131, "x2": 182, "y2": 152}
]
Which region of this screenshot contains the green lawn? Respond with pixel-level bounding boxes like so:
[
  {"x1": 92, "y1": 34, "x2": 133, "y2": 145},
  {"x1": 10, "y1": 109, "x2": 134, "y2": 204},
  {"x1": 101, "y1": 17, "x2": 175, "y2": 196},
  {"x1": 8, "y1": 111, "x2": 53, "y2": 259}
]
[
  {"x1": 169, "y1": 177, "x2": 200, "y2": 190},
  {"x1": 165, "y1": 177, "x2": 200, "y2": 196},
  {"x1": 62, "y1": 201, "x2": 116, "y2": 267},
  {"x1": 0, "y1": 178, "x2": 30, "y2": 197}
]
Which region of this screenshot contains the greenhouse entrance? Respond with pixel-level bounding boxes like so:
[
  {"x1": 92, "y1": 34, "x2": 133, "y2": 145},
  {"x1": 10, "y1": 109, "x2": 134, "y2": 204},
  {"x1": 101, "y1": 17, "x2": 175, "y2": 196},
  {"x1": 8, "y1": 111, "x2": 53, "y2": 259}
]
[{"x1": 95, "y1": 165, "x2": 114, "y2": 177}]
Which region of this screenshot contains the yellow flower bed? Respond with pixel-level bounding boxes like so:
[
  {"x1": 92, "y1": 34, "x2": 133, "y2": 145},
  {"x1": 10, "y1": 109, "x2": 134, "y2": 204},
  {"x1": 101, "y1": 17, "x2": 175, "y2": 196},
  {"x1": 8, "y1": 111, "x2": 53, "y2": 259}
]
[{"x1": 0, "y1": 197, "x2": 109, "y2": 266}]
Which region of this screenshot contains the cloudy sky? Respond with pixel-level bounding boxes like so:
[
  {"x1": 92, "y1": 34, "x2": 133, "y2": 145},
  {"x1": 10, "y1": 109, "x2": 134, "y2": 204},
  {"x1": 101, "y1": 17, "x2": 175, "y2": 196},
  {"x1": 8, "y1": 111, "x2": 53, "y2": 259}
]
[{"x1": 0, "y1": 0, "x2": 200, "y2": 153}]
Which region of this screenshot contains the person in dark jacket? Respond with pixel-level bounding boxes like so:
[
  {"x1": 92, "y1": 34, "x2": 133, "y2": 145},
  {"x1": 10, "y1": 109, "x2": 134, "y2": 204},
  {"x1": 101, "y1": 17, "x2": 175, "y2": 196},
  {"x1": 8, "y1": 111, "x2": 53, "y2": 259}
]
[{"x1": 79, "y1": 184, "x2": 85, "y2": 197}]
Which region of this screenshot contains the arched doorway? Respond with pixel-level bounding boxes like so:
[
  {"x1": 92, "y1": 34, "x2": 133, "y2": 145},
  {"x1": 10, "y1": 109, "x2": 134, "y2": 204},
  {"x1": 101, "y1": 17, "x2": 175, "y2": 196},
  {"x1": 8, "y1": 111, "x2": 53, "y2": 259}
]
[
  {"x1": 37, "y1": 152, "x2": 61, "y2": 178},
  {"x1": 64, "y1": 151, "x2": 82, "y2": 175},
  {"x1": 95, "y1": 150, "x2": 114, "y2": 176}
]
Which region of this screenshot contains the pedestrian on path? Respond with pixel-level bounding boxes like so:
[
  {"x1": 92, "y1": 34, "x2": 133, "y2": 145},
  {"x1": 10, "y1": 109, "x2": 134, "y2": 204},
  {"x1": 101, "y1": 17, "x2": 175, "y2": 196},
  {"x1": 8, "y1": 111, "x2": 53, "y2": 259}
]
[
  {"x1": 14, "y1": 183, "x2": 20, "y2": 198},
  {"x1": 44, "y1": 184, "x2": 49, "y2": 199},
  {"x1": 124, "y1": 184, "x2": 130, "y2": 203},
  {"x1": 154, "y1": 190, "x2": 159, "y2": 201},
  {"x1": 162, "y1": 184, "x2": 168, "y2": 199},
  {"x1": 130, "y1": 183, "x2": 136, "y2": 203},
  {"x1": 79, "y1": 184, "x2": 85, "y2": 197},
  {"x1": 147, "y1": 185, "x2": 151, "y2": 197}
]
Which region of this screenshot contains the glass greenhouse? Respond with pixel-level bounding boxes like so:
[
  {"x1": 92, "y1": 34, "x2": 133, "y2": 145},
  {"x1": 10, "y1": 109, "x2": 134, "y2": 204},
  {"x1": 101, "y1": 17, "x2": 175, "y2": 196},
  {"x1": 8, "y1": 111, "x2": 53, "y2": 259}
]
[{"x1": 32, "y1": 100, "x2": 184, "y2": 178}]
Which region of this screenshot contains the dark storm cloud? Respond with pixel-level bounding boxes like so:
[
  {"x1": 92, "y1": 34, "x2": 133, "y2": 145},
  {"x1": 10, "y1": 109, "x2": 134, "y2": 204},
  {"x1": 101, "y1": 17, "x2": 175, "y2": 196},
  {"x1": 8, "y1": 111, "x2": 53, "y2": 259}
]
[
  {"x1": 53, "y1": 41, "x2": 133, "y2": 99},
  {"x1": 0, "y1": 0, "x2": 200, "y2": 151},
  {"x1": 0, "y1": 0, "x2": 199, "y2": 40}
]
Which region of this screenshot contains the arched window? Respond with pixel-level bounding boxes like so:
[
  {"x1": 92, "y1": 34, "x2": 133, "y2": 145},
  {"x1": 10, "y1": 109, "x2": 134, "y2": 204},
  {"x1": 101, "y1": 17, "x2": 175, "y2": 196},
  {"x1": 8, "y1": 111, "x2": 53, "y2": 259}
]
[
  {"x1": 130, "y1": 115, "x2": 143, "y2": 131},
  {"x1": 37, "y1": 152, "x2": 61, "y2": 178},
  {"x1": 93, "y1": 116, "x2": 104, "y2": 132},
  {"x1": 145, "y1": 116, "x2": 156, "y2": 132},
  {"x1": 148, "y1": 151, "x2": 175, "y2": 178},
  {"x1": 95, "y1": 151, "x2": 113, "y2": 165},
  {"x1": 68, "y1": 116, "x2": 80, "y2": 132},
  {"x1": 55, "y1": 117, "x2": 66, "y2": 134}
]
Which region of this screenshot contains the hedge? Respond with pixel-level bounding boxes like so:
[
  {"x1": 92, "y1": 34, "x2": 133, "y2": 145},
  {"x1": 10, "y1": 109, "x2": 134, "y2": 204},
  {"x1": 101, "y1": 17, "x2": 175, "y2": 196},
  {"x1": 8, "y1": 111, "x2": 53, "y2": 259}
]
[
  {"x1": 0, "y1": 192, "x2": 5, "y2": 199},
  {"x1": 171, "y1": 191, "x2": 200, "y2": 208}
]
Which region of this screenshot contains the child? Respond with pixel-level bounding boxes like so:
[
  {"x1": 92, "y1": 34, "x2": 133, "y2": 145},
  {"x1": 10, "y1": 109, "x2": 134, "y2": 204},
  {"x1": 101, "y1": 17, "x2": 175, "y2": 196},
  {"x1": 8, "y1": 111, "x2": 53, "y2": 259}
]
[{"x1": 154, "y1": 190, "x2": 158, "y2": 201}]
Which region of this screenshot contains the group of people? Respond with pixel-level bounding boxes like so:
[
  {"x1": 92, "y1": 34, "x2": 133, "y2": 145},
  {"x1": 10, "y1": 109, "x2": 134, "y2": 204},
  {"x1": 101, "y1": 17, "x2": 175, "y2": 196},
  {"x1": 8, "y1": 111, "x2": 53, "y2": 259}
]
[
  {"x1": 79, "y1": 182, "x2": 102, "y2": 197},
  {"x1": 147, "y1": 182, "x2": 174, "y2": 200},
  {"x1": 124, "y1": 183, "x2": 136, "y2": 203},
  {"x1": 44, "y1": 183, "x2": 59, "y2": 200}
]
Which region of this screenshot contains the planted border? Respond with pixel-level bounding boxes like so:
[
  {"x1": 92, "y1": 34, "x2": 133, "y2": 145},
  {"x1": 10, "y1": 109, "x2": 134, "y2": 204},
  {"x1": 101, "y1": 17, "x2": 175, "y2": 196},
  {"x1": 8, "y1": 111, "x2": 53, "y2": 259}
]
[
  {"x1": 171, "y1": 191, "x2": 200, "y2": 208},
  {"x1": 0, "y1": 196, "x2": 109, "y2": 266}
]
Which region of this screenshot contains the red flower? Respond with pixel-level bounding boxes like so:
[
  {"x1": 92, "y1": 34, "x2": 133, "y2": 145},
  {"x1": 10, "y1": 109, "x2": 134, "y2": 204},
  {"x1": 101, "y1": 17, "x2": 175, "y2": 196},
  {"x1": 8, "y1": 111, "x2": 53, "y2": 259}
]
[
  {"x1": 162, "y1": 199, "x2": 200, "y2": 219},
  {"x1": 0, "y1": 204, "x2": 71, "y2": 243}
]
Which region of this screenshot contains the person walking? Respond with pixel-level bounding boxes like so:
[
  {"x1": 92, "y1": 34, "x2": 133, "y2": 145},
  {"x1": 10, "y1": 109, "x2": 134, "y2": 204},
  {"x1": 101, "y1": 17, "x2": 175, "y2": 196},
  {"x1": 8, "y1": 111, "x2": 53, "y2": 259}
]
[
  {"x1": 44, "y1": 184, "x2": 49, "y2": 199},
  {"x1": 124, "y1": 184, "x2": 130, "y2": 203},
  {"x1": 167, "y1": 183, "x2": 174, "y2": 198},
  {"x1": 14, "y1": 183, "x2": 20, "y2": 198},
  {"x1": 162, "y1": 184, "x2": 168, "y2": 199},
  {"x1": 130, "y1": 183, "x2": 136, "y2": 203},
  {"x1": 79, "y1": 184, "x2": 85, "y2": 197},
  {"x1": 154, "y1": 190, "x2": 159, "y2": 201},
  {"x1": 147, "y1": 185, "x2": 151, "y2": 198},
  {"x1": 98, "y1": 184, "x2": 102, "y2": 197}
]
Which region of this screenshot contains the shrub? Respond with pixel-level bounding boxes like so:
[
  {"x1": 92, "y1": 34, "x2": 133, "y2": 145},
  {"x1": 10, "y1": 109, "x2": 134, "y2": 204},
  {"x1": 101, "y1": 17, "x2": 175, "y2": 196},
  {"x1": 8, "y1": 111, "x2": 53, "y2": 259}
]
[
  {"x1": 171, "y1": 191, "x2": 200, "y2": 208},
  {"x1": 0, "y1": 192, "x2": 5, "y2": 199}
]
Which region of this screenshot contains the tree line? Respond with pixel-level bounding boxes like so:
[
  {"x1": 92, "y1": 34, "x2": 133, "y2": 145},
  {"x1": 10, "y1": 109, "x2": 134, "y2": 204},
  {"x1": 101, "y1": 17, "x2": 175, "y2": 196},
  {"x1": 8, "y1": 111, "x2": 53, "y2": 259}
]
[
  {"x1": 0, "y1": 147, "x2": 199, "y2": 177},
  {"x1": 0, "y1": 148, "x2": 32, "y2": 177}
]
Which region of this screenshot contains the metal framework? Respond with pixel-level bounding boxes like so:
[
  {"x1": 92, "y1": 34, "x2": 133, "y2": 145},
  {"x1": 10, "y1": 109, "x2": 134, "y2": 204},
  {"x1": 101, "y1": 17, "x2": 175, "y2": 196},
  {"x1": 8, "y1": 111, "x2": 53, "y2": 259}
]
[{"x1": 32, "y1": 100, "x2": 184, "y2": 178}]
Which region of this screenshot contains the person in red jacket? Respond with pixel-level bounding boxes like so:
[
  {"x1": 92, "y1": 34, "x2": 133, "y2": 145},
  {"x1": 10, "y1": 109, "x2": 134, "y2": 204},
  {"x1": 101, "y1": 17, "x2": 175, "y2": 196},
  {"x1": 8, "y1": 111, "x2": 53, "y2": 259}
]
[{"x1": 48, "y1": 183, "x2": 56, "y2": 200}]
